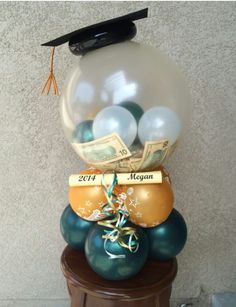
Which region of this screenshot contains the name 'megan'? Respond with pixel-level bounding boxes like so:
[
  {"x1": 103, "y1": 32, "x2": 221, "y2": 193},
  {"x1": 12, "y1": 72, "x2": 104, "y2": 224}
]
[{"x1": 128, "y1": 173, "x2": 154, "y2": 182}]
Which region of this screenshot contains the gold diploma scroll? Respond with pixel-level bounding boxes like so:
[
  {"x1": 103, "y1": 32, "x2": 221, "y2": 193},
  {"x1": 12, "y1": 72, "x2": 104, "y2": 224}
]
[{"x1": 69, "y1": 171, "x2": 162, "y2": 187}]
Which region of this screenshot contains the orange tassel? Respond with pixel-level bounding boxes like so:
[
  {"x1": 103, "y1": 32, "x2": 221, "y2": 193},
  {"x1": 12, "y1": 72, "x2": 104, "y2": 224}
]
[{"x1": 42, "y1": 47, "x2": 59, "y2": 96}]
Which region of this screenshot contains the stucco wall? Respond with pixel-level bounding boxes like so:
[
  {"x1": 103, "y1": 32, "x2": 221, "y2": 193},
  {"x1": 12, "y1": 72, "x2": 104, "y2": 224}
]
[{"x1": 0, "y1": 2, "x2": 235, "y2": 306}]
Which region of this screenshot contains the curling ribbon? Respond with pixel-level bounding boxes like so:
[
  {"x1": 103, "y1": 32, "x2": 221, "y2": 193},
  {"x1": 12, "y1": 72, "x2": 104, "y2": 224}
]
[
  {"x1": 98, "y1": 173, "x2": 139, "y2": 259},
  {"x1": 41, "y1": 47, "x2": 59, "y2": 96}
]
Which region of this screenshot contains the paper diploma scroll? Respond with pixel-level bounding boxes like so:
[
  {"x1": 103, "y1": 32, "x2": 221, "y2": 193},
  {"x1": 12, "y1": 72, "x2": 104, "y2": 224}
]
[{"x1": 69, "y1": 171, "x2": 162, "y2": 187}]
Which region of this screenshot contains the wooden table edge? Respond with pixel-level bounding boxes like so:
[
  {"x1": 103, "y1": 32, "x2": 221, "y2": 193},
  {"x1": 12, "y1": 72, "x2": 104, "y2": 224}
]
[{"x1": 61, "y1": 246, "x2": 178, "y2": 300}]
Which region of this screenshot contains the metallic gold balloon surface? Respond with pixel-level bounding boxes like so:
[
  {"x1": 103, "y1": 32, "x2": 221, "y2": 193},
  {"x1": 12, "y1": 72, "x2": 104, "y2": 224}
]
[
  {"x1": 69, "y1": 168, "x2": 122, "y2": 220},
  {"x1": 69, "y1": 168, "x2": 107, "y2": 221},
  {"x1": 122, "y1": 180, "x2": 174, "y2": 228}
]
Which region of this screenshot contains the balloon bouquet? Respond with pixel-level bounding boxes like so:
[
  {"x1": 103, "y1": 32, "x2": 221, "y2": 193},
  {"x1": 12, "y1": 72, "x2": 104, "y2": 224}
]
[{"x1": 43, "y1": 8, "x2": 190, "y2": 281}]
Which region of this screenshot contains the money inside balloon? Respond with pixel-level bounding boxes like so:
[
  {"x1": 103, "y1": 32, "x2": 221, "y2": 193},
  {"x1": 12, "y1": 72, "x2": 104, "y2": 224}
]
[
  {"x1": 71, "y1": 134, "x2": 132, "y2": 166},
  {"x1": 60, "y1": 41, "x2": 190, "y2": 171}
]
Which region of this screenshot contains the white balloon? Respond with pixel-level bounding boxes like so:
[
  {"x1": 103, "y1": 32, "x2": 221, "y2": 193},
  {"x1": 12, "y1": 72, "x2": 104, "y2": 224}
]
[
  {"x1": 93, "y1": 106, "x2": 137, "y2": 147},
  {"x1": 138, "y1": 107, "x2": 181, "y2": 145}
]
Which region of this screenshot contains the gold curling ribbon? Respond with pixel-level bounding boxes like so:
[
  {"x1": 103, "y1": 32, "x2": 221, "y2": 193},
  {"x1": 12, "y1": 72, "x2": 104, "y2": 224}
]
[
  {"x1": 98, "y1": 212, "x2": 139, "y2": 259},
  {"x1": 42, "y1": 47, "x2": 59, "y2": 96},
  {"x1": 98, "y1": 173, "x2": 139, "y2": 259}
]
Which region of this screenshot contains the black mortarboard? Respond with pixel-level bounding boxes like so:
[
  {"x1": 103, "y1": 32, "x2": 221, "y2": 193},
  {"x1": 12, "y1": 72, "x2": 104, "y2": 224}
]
[
  {"x1": 41, "y1": 8, "x2": 148, "y2": 95},
  {"x1": 42, "y1": 8, "x2": 148, "y2": 55}
]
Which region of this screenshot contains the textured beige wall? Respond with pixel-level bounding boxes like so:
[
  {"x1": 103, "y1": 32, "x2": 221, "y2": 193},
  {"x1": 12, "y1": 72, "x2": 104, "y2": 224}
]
[{"x1": 0, "y1": 1, "x2": 236, "y2": 306}]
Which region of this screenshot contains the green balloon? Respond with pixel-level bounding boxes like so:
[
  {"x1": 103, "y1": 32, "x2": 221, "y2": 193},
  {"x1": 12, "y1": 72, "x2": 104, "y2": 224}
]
[
  {"x1": 85, "y1": 222, "x2": 149, "y2": 280},
  {"x1": 60, "y1": 205, "x2": 94, "y2": 251},
  {"x1": 120, "y1": 101, "x2": 144, "y2": 123},
  {"x1": 145, "y1": 209, "x2": 187, "y2": 261},
  {"x1": 73, "y1": 120, "x2": 94, "y2": 143}
]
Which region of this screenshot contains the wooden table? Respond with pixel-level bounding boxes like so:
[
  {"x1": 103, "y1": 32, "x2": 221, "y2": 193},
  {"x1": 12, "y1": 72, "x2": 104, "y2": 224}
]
[{"x1": 61, "y1": 246, "x2": 177, "y2": 307}]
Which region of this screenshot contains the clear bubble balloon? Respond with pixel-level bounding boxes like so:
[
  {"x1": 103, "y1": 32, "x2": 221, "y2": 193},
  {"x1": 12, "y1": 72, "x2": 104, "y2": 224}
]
[
  {"x1": 60, "y1": 41, "x2": 190, "y2": 170},
  {"x1": 93, "y1": 106, "x2": 137, "y2": 147},
  {"x1": 138, "y1": 106, "x2": 182, "y2": 145}
]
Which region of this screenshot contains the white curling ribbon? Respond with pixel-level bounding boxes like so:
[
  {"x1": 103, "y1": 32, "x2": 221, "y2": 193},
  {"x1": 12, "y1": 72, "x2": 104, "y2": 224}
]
[
  {"x1": 128, "y1": 232, "x2": 139, "y2": 253},
  {"x1": 116, "y1": 212, "x2": 126, "y2": 227},
  {"x1": 103, "y1": 229, "x2": 126, "y2": 259},
  {"x1": 116, "y1": 192, "x2": 127, "y2": 205},
  {"x1": 99, "y1": 172, "x2": 139, "y2": 259},
  {"x1": 103, "y1": 224, "x2": 139, "y2": 259},
  {"x1": 86, "y1": 209, "x2": 106, "y2": 221}
]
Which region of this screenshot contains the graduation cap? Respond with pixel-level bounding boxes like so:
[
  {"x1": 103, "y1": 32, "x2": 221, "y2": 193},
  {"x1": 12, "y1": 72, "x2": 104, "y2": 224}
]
[{"x1": 41, "y1": 8, "x2": 148, "y2": 95}]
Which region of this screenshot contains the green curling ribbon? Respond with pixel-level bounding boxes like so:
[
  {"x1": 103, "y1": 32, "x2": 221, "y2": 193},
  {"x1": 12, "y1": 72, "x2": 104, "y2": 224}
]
[
  {"x1": 100, "y1": 172, "x2": 118, "y2": 216},
  {"x1": 98, "y1": 173, "x2": 139, "y2": 259}
]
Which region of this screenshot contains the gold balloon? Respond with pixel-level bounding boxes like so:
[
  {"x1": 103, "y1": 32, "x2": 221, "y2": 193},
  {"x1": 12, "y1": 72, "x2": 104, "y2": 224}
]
[
  {"x1": 69, "y1": 168, "x2": 107, "y2": 221},
  {"x1": 122, "y1": 180, "x2": 174, "y2": 228},
  {"x1": 69, "y1": 168, "x2": 122, "y2": 221}
]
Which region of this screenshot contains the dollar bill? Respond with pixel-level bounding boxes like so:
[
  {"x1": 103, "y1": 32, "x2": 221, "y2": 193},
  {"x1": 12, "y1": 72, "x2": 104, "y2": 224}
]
[
  {"x1": 94, "y1": 161, "x2": 121, "y2": 172},
  {"x1": 130, "y1": 158, "x2": 143, "y2": 171},
  {"x1": 117, "y1": 158, "x2": 142, "y2": 172},
  {"x1": 167, "y1": 141, "x2": 178, "y2": 157},
  {"x1": 71, "y1": 133, "x2": 132, "y2": 165},
  {"x1": 90, "y1": 140, "x2": 170, "y2": 172},
  {"x1": 139, "y1": 139, "x2": 170, "y2": 170},
  {"x1": 94, "y1": 157, "x2": 142, "y2": 173},
  {"x1": 129, "y1": 142, "x2": 143, "y2": 159},
  {"x1": 95, "y1": 161, "x2": 130, "y2": 173}
]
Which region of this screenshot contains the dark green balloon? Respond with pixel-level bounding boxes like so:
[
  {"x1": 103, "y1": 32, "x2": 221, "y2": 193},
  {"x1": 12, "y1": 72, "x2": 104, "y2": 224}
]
[
  {"x1": 120, "y1": 101, "x2": 144, "y2": 123},
  {"x1": 60, "y1": 205, "x2": 94, "y2": 251},
  {"x1": 85, "y1": 222, "x2": 149, "y2": 280},
  {"x1": 145, "y1": 209, "x2": 187, "y2": 261},
  {"x1": 73, "y1": 120, "x2": 94, "y2": 143}
]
